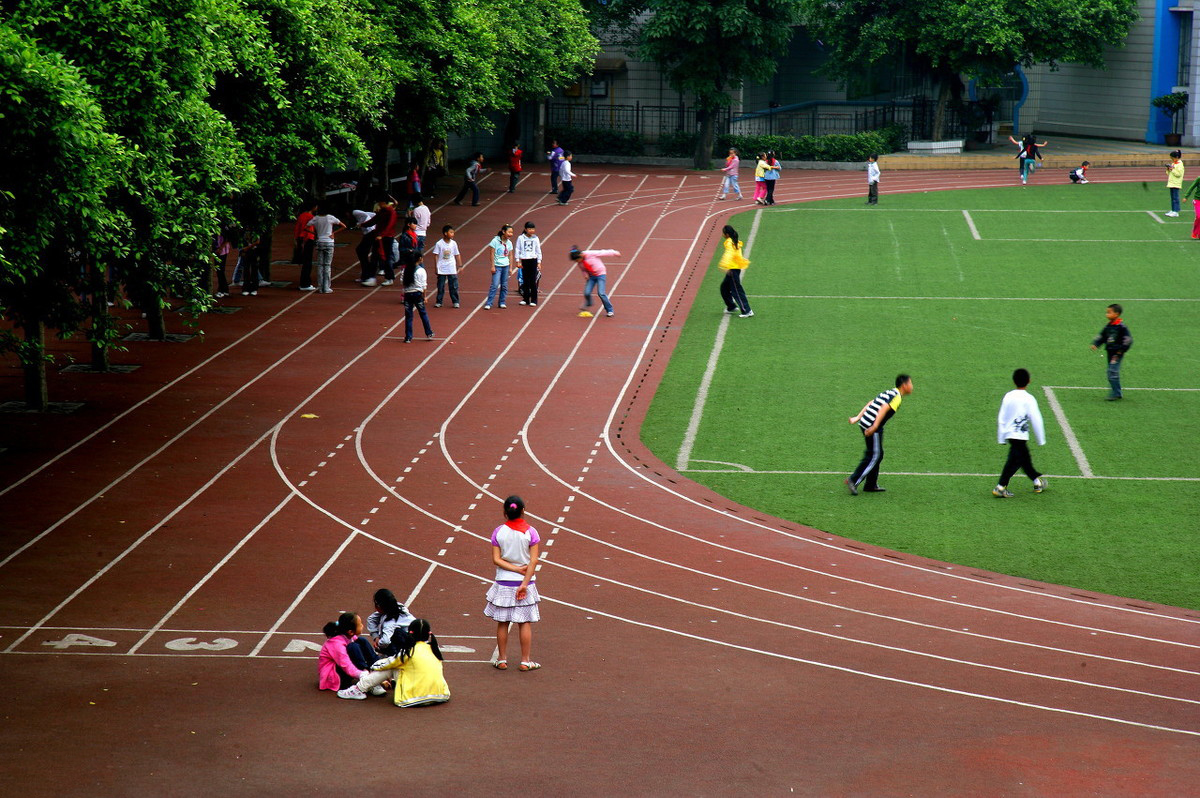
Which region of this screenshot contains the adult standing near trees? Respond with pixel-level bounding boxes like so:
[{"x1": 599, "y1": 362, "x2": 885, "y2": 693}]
[
  {"x1": 294, "y1": 200, "x2": 317, "y2": 292},
  {"x1": 367, "y1": 195, "x2": 398, "y2": 287},
  {"x1": 547, "y1": 139, "x2": 565, "y2": 194},
  {"x1": 508, "y1": 141, "x2": 523, "y2": 193},
  {"x1": 306, "y1": 203, "x2": 346, "y2": 294},
  {"x1": 352, "y1": 202, "x2": 379, "y2": 285},
  {"x1": 424, "y1": 139, "x2": 446, "y2": 197},
  {"x1": 411, "y1": 194, "x2": 431, "y2": 251}
]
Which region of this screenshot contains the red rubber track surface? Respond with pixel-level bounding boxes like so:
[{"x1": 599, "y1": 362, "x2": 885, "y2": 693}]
[{"x1": 1, "y1": 166, "x2": 1197, "y2": 796}]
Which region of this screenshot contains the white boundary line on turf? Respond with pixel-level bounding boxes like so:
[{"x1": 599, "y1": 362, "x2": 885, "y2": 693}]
[
  {"x1": 1148, "y1": 211, "x2": 1166, "y2": 223},
  {"x1": 676, "y1": 208, "x2": 763, "y2": 472},
  {"x1": 682, "y1": 465, "x2": 1200, "y2": 481},
  {"x1": 752, "y1": 294, "x2": 1200, "y2": 302},
  {"x1": 1043, "y1": 387, "x2": 1094, "y2": 478},
  {"x1": 1046, "y1": 385, "x2": 1200, "y2": 391},
  {"x1": 962, "y1": 210, "x2": 981, "y2": 240}
]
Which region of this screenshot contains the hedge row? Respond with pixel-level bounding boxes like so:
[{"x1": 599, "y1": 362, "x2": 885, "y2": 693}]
[
  {"x1": 545, "y1": 126, "x2": 645, "y2": 157},
  {"x1": 658, "y1": 125, "x2": 909, "y2": 161}
]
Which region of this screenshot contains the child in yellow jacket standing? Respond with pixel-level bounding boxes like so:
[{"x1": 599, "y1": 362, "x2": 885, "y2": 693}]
[
  {"x1": 1166, "y1": 150, "x2": 1185, "y2": 216},
  {"x1": 718, "y1": 225, "x2": 753, "y2": 318}
]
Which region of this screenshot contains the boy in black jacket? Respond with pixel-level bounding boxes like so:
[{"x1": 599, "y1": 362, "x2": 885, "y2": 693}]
[{"x1": 1090, "y1": 303, "x2": 1133, "y2": 400}]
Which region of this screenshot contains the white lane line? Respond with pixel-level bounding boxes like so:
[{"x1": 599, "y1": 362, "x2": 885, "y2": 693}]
[
  {"x1": 679, "y1": 468, "x2": 1199, "y2": 482},
  {"x1": 963, "y1": 209, "x2": 981, "y2": 240},
  {"x1": 248, "y1": 532, "x2": 359, "y2": 656},
  {"x1": 676, "y1": 209, "x2": 763, "y2": 471},
  {"x1": 127, "y1": 493, "x2": 297, "y2": 654},
  {"x1": 750, "y1": 295, "x2": 1200, "y2": 302},
  {"x1": 1046, "y1": 385, "x2": 1200, "y2": 391},
  {"x1": 1043, "y1": 387, "x2": 1094, "y2": 478},
  {"x1": 1148, "y1": 211, "x2": 1165, "y2": 223}
]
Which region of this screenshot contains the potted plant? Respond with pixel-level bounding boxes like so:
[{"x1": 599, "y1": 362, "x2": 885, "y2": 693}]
[{"x1": 1152, "y1": 91, "x2": 1188, "y2": 146}]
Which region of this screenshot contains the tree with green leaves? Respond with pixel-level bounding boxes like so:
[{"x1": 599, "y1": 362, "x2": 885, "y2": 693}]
[
  {"x1": 0, "y1": 23, "x2": 127, "y2": 408},
  {"x1": 584, "y1": 0, "x2": 801, "y2": 168},
  {"x1": 800, "y1": 0, "x2": 1139, "y2": 140}
]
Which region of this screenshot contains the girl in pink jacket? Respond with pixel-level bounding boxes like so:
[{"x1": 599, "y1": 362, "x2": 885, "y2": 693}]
[
  {"x1": 570, "y1": 246, "x2": 618, "y2": 317},
  {"x1": 317, "y1": 612, "x2": 377, "y2": 693}
]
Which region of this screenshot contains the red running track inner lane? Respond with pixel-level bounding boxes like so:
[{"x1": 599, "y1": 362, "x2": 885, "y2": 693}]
[{"x1": 1, "y1": 165, "x2": 1198, "y2": 795}]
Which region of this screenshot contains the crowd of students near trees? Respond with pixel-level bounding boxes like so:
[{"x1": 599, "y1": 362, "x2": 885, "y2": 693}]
[{"x1": 0, "y1": 0, "x2": 599, "y2": 409}]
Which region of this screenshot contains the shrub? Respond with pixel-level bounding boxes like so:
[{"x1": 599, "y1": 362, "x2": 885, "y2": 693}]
[{"x1": 546, "y1": 126, "x2": 644, "y2": 156}]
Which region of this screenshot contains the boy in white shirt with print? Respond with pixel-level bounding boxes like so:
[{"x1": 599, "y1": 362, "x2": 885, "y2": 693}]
[{"x1": 428, "y1": 225, "x2": 462, "y2": 308}]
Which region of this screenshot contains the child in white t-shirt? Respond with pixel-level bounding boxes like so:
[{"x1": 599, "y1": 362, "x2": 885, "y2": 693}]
[{"x1": 427, "y1": 224, "x2": 461, "y2": 307}]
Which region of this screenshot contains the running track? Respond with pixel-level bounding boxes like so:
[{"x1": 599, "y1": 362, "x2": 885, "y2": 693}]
[{"x1": 1, "y1": 166, "x2": 1197, "y2": 796}]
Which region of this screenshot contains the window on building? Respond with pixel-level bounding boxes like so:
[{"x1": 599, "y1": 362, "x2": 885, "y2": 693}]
[{"x1": 1179, "y1": 11, "x2": 1193, "y2": 87}]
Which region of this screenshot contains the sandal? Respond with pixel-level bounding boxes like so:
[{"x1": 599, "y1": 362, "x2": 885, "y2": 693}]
[
  {"x1": 491, "y1": 660, "x2": 507, "y2": 670},
  {"x1": 519, "y1": 661, "x2": 541, "y2": 671}
]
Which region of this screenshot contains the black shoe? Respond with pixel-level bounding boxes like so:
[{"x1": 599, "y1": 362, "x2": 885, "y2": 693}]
[{"x1": 863, "y1": 486, "x2": 887, "y2": 492}]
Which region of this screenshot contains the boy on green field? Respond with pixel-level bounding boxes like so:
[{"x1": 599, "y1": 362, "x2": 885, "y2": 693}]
[{"x1": 1090, "y1": 303, "x2": 1133, "y2": 400}]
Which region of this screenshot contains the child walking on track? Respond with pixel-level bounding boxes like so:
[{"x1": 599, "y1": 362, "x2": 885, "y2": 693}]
[
  {"x1": 401, "y1": 250, "x2": 434, "y2": 343},
  {"x1": 571, "y1": 246, "x2": 617, "y2": 317},
  {"x1": 992, "y1": 368, "x2": 1047, "y2": 498},
  {"x1": 845, "y1": 374, "x2": 913, "y2": 495},
  {"x1": 485, "y1": 495, "x2": 542, "y2": 672},
  {"x1": 718, "y1": 147, "x2": 742, "y2": 200},
  {"x1": 718, "y1": 225, "x2": 752, "y2": 317}
]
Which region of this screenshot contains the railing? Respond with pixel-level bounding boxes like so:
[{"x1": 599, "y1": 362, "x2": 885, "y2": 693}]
[{"x1": 548, "y1": 97, "x2": 994, "y2": 145}]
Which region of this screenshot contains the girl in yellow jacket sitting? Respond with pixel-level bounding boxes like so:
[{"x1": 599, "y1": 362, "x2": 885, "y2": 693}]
[
  {"x1": 718, "y1": 225, "x2": 753, "y2": 318},
  {"x1": 338, "y1": 618, "x2": 451, "y2": 706}
]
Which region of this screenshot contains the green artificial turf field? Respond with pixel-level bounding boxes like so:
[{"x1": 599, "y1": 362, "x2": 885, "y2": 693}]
[{"x1": 642, "y1": 182, "x2": 1200, "y2": 609}]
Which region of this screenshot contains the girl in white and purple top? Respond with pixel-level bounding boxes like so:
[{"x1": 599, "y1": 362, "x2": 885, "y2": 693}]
[{"x1": 484, "y1": 495, "x2": 542, "y2": 671}]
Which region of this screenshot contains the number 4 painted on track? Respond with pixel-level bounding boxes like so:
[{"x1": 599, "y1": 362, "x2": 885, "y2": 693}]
[{"x1": 42, "y1": 633, "x2": 118, "y2": 649}]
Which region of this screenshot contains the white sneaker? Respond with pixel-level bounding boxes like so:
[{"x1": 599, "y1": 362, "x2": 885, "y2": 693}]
[
  {"x1": 499, "y1": 304, "x2": 506, "y2": 308},
  {"x1": 299, "y1": 285, "x2": 316, "y2": 292},
  {"x1": 1166, "y1": 211, "x2": 1180, "y2": 217},
  {"x1": 369, "y1": 685, "x2": 387, "y2": 696},
  {"x1": 381, "y1": 280, "x2": 394, "y2": 286},
  {"x1": 483, "y1": 304, "x2": 491, "y2": 310},
  {"x1": 519, "y1": 301, "x2": 527, "y2": 306},
  {"x1": 606, "y1": 311, "x2": 614, "y2": 317},
  {"x1": 337, "y1": 685, "x2": 367, "y2": 700},
  {"x1": 1033, "y1": 476, "x2": 1047, "y2": 493},
  {"x1": 363, "y1": 278, "x2": 378, "y2": 287},
  {"x1": 739, "y1": 310, "x2": 755, "y2": 318}
]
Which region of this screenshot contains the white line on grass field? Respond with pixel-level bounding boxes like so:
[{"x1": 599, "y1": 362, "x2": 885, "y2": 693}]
[
  {"x1": 682, "y1": 466, "x2": 1198, "y2": 482},
  {"x1": 752, "y1": 295, "x2": 1200, "y2": 302},
  {"x1": 1043, "y1": 387, "x2": 1094, "y2": 478},
  {"x1": 989, "y1": 238, "x2": 1188, "y2": 243},
  {"x1": 1148, "y1": 211, "x2": 1165, "y2": 223},
  {"x1": 1046, "y1": 385, "x2": 1200, "y2": 392},
  {"x1": 676, "y1": 209, "x2": 763, "y2": 472},
  {"x1": 962, "y1": 210, "x2": 981, "y2": 240}
]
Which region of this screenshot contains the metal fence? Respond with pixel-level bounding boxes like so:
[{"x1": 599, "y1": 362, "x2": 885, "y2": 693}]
[{"x1": 549, "y1": 97, "x2": 992, "y2": 144}]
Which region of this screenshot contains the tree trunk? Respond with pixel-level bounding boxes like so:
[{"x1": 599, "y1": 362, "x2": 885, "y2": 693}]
[
  {"x1": 693, "y1": 108, "x2": 716, "y2": 170},
  {"x1": 145, "y1": 298, "x2": 166, "y2": 340},
  {"x1": 932, "y1": 79, "x2": 952, "y2": 142},
  {"x1": 21, "y1": 319, "x2": 49, "y2": 412}
]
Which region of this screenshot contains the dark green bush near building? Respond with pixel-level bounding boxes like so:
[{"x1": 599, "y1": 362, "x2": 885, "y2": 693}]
[
  {"x1": 658, "y1": 124, "x2": 909, "y2": 161},
  {"x1": 546, "y1": 127, "x2": 645, "y2": 156}
]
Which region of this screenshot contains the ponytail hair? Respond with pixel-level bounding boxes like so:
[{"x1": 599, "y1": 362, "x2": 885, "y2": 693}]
[
  {"x1": 503, "y1": 494, "x2": 525, "y2": 520},
  {"x1": 336, "y1": 611, "x2": 357, "y2": 636},
  {"x1": 495, "y1": 223, "x2": 512, "y2": 239},
  {"x1": 373, "y1": 588, "x2": 404, "y2": 622},
  {"x1": 722, "y1": 225, "x2": 739, "y2": 247},
  {"x1": 399, "y1": 618, "x2": 443, "y2": 662}
]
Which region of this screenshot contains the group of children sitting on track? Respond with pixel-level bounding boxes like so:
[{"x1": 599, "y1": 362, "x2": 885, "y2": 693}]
[{"x1": 317, "y1": 588, "x2": 450, "y2": 707}]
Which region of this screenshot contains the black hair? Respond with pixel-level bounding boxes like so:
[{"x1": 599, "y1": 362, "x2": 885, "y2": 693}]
[
  {"x1": 722, "y1": 225, "x2": 739, "y2": 246},
  {"x1": 1171, "y1": 150, "x2": 1183, "y2": 159},
  {"x1": 503, "y1": 494, "x2": 525, "y2": 520},
  {"x1": 336, "y1": 611, "x2": 357, "y2": 636},
  {"x1": 1012, "y1": 368, "x2": 1031, "y2": 388},
  {"x1": 868, "y1": 153, "x2": 879, "y2": 161},
  {"x1": 569, "y1": 247, "x2": 582, "y2": 261},
  {"x1": 402, "y1": 252, "x2": 419, "y2": 288},
  {"x1": 496, "y1": 223, "x2": 513, "y2": 239},
  {"x1": 373, "y1": 588, "x2": 404, "y2": 622},
  {"x1": 322, "y1": 621, "x2": 339, "y2": 638},
  {"x1": 442, "y1": 224, "x2": 454, "y2": 235},
  {"x1": 1108, "y1": 302, "x2": 1123, "y2": 315},
  {"x1": 895, "y1": 373, "x2": 911, "y2": 389},
  {"x1": 1081, "y1": 161, "x2": 1090, "y2": 166},
  {"x1": 396, "y1": 618, "x2": 443, "y2": 662},
  {"x1": 524, "y1": 221, "x2": 536, "y2": 230},
  {"x1": 412, "y1": 193, "x2": 423, "y2": 205},
  {"x1": 404, "y1": 216, "x2": 417, "y2": 227}
]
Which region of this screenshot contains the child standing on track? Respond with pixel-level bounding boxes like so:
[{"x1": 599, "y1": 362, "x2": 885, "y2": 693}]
[
  {"x1": 401, "y1": 249, "x2": 434, "y2": 343},
  {"x1": 515, "y1": 221, "x2": 542, "y2": 306},
  {"x1": 485, "y1": 495, "x2": 542, "y2": 672},
  {"x1": 484, "y1": 223, "x2": 514, "y2": 309},
  {"x1": 557, "y1": 152, "x2": 575, "y2": 205},
  {"x1": 718, "y1": 147, "x2": 743, "y2": 200},
  {"x1": 306, "y1": 204, "x2": 346, "y2": 294},
  {"x1": 718, "y1": 225, "x2": 752, "y2": 318},
  {"x1": 992, "y1": 368, "x2": 1047, "y2": 498},
  {"x1": 1090, "y1": 303, "x2": 1133, "y2": 400},
  {"x1": 429, "y1": 224, "x2": 461, "y2": 308},
  {"x1": 571, "y1": 245, "x2": 617, "y2": 317}
]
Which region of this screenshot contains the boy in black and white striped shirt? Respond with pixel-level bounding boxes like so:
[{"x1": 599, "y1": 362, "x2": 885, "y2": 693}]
[{"x1": 845, "y1": 374, "x2": 913, "y2": 495}]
